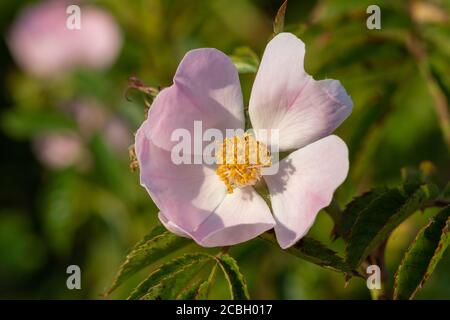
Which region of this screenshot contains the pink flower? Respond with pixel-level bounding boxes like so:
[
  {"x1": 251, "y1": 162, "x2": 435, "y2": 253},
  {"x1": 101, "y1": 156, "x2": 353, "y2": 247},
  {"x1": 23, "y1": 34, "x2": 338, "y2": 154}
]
[
  {"x1": 65, "y1": 99, "x2": 131, "y2": 154},
  {"x1": 135, "y1": 33, "x2": 352, "y2": 248},
  {"x1": 7, "y1": 0, "x2": 122, "y2": 78},
  {"x1": 33, "y1": 132, "x2": 84, "y2": 169}
]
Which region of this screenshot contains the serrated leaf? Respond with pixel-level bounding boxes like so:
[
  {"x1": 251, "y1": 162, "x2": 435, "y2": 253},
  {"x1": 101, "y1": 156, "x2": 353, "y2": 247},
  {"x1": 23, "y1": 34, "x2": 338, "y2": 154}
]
[
  {"x1": 129, "y1": 253, "x2": 211, "y2": 300},
  {"x1": 273, "y1": 0, "x2": 288, "y2": 35},
  {"x1": 346, "y1": 185, "x2": 431, "y2": 268},
  {"x1": 196, "y1": 263, "x2": 218, "y2": 300},
  {"x1": 336, "y1": 188, "x2": 390, "y2": 240},
  {"x1": 176, "y1": 279, "x2": 205, "y2": 300},
  {"x1": 131, "y1": 253, "x2": 212, "y2": 300},
  {"x1": 108, "y1": 226, "x2": 191, "y2": 294},
  {"x1": 216, "y1": 254, "x2": 249, "y2": 300},
  {"x1": 134, "y1": 224, "x2": 167, "y2": 248},
  {"x1": 394, "y1": 207, "x2": 450, "y2": 300},
  {"x1": 173, "y1": 262, "x2": 218, "y2": 300},
  {"x1": 260, "y1": 232, "x2": 356, "y2": 275},
  {"x1": 230, "y1": 47, "x2": 260, "y2": 74}
]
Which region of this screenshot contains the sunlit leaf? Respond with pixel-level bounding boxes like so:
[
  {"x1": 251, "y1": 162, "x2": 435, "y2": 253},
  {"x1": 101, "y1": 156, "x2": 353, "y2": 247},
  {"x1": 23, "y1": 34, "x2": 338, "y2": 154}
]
[
  {"x1": 346, "y1": 185, "x2": 432, "y2": 268},
  {"x1": 195, "y1": 263, "x2": 218, "y2": 300},
  {"x1": 336, "y1": 188, "x2": 390, "y2": 240},
  {"x1": 394, "y1": 207, "x2": 450, "y2": 300},
  {"x1": 261, "y1": 232, "x2": 356, "y2": 275},
  {"x1": 216, "y1": 253, "x2": 250, "y2": 300},
  {"x1": 176, "y1": 279, "x2": 205, "y2": 300},
  {"x1": 129, "y1": 253, "x2": 212, "y2": 300},
  {"x1": 107, "y1": 225, "x2": 191, "y2": 294}
]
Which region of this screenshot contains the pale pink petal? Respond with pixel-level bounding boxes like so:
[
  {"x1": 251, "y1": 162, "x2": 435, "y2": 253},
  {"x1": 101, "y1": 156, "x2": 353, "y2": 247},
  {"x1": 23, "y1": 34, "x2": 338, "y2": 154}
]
[
  {"x1": 263, "y1": 135, "x2": 349, "y2": 249},
  {"x1": 7, "y1": 0, "x2": 122, "y2": 77},
  {"x1": 8, "y1": 0, "x2": 74, "y2": 77},
  {"x1": 143, "y1": 48, "x2": 244, "y2": 153},
  {"x1": 158, "y1": 212, "x2": 192, "y2": 238},
  {"x1": 33, "y1": 132, "x2": 84, "y2": 169},
  {"x1": 249, "y1": 33, "x2": 352, "y2": 151},
  {"x1": 158, "y1": 187, "x2": 275, "y2": 247},
  {"x1": 136, "y1": 123, "x2": 227, "y2": 232},
  {"x1": 193, "y1": 187, "x2": 275, "y2": 247},
  {"x1": 77, "y1": 8, "x2": 123, "y2": 69}
]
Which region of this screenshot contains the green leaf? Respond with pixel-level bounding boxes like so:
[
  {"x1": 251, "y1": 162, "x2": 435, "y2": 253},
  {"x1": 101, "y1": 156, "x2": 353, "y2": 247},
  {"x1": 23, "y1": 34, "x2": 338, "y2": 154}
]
[
  {"x1": 176, "y1": 279, "x2": 205, "y2": 300},
  {"x1": 230, "y1": 47, "x2": 260, "y2": 74},
  {"x1": 107, "y1": 225, "x2": 191, "y2": 294},
  {"x1": 401, "y1": 167, "x2": 425, "y2": 192},
  {"x1": 336, "y1": 188, "x2": 390, "y2": 240},
  {"x1": 130, "y1": 253, "x2": 212, "y2": 300},
  {"x1": 347, "y1": 86, "x2": 396, "y2": 164},
  {"x1": 196, "y1": 264, "x2": 218, "y2": 300},
  {"x1": 442, "y1": 182, "x2": 450, "y2": 200},
  {"x1": 216, "y1": 254, "x2": 250, "y2": 300},
  {"x1": 346, "y1": 185, "x2": 431, "y2": 268},
  {"x1": 394, "y1": 207, "x2": 450, "y2": 300},
  {"x1": 89, "y1": 134, "x2": 126, "y2": 196},
  {"x1": 42, "y1": 170, "x2": 85, "y2": 256},
  {"x1": 260, "y1": 232, "x2": 356, "y2": 275},
  {"x1": 2, "y1": 109, "x2": 76, "y2": 139},
  {"x1": 401, "y1": 162, "x2": 438, "y2": 195},
  {"x1": 273, "y1": 0, "x2": 288, "y2": 35},
  {"x1": 134, "y1": 224, "x2": 167, "y2": 248}
]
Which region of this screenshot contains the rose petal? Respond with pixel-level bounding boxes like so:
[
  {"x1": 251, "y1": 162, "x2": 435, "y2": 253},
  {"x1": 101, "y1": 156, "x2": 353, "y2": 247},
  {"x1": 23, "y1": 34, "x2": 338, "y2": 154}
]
[
  {"x1": 143, "y1": 48, "x2": 245, "y2": 153},
  {"x1": 264, "y1": 135, "x2": 349, "y2": 249},
  {"x1": 249, "y1": 33, "x2": 352, "y2": 151},
  {"x1": 158, "y1": 212, "x2": 192, "y2": 238},
  {"x1": 158, "y1": 187, "x2": 275, "y2": 247},
  {"x1": 194, "y1": 187, "x2": 275, "y2": 247},
  {"x1": 136, "y1": 124, "x2": 227, "y2": 232}
]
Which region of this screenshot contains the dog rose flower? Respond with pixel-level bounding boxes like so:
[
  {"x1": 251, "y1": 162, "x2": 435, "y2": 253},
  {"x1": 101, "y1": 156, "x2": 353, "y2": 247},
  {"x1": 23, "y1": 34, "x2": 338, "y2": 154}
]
[{"x1": 135, "y1": 33, "x2": 352, "y2": 248}]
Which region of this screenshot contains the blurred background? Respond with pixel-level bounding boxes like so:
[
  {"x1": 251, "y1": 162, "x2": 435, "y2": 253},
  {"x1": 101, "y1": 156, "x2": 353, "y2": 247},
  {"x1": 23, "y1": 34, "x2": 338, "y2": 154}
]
[{"x1": 0, "y1": 0, "x2": 449, "y2": 299}]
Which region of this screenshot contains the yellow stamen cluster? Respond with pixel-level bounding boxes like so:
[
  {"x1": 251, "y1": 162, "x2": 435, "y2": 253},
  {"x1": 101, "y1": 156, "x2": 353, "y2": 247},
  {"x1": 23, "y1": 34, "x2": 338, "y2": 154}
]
[
  {"x1": 128, "y1": 144, "x2": 139, "y2": 172},
  {"x1": 215, "y1": 133, "x2": 272, "y2": 193}
]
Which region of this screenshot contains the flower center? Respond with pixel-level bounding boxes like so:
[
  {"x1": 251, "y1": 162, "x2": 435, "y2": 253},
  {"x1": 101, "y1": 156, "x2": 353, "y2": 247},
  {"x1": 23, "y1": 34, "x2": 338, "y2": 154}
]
[{"x1": 215, "y1": 133, "x2": 272, "y2": 193}]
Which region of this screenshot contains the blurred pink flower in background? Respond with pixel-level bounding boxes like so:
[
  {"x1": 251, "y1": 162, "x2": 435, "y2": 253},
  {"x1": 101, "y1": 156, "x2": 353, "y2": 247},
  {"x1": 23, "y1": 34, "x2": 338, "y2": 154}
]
[
  {"x1": 33, "y1": 132, "x2": 85, "y2": 169},
  {"x1": 7, "y1": 0, "x2": 122, "y2": 77},
  {"x1": 66, "y1": 99, "x2": 108, "y2": 137},
  {"x1": 104, "y1": 117, "x2": 132, "y2": 154},
  {"x1": 33, "y1": 98, "x2": 131, "y2": 170},
  {"x1": 66, "y1": 99, "x2": 132, "y2": 153}
]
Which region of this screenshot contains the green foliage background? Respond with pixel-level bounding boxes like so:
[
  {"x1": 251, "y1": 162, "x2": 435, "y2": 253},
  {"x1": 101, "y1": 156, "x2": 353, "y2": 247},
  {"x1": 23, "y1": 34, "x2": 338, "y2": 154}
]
[{"x1": 0, "y1": 0, "x2": 449, "y2": 299}]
